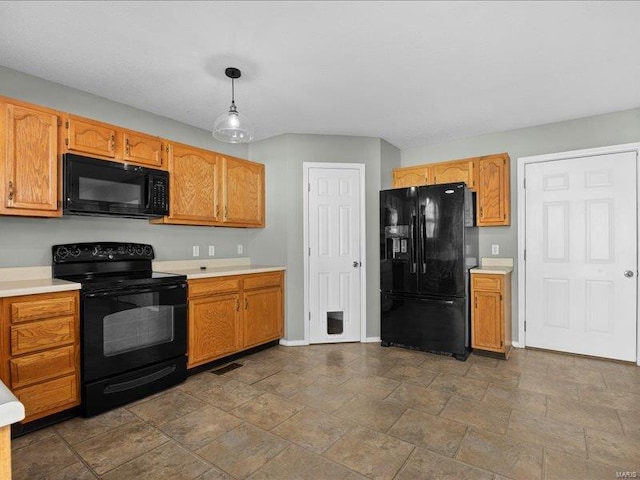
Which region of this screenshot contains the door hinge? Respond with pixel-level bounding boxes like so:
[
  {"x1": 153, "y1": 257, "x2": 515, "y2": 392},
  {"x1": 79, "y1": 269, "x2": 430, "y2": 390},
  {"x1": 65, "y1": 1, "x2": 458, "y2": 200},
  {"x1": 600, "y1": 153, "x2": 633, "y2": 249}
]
[
  {"x1": 524, "y1": 249, "x2": 526, "y2": 261},
  {"x1": 523, "y1": 178, "x2": 526, "y2": 189},
  {"x1": 524, "y1": 321, "x2": 527, "y2": 332},
  {"x1": 65, "y1": 121, "x2": 69, "y2": 129},
  {"x1": 64, "y1": 138, "x2": 69, "y2": 146},
  {"x1": 500, "y1": 340, "x2": 503, "y2": 346},
  {"x1": 309, "y1": 312, "x2": 311, "y2": 321},
  {"x1": 500, "y1": 294, "x2": 503, "y2": 301},
  {"x1": 57, "y1": 119, "x2": 62, "y2": 127},
  {"x1": 308, "y1": 247, "x2": 311, "y2": 256},
  {"x1": 308, "y1": 182, "x2": 311, "y2": 192}
]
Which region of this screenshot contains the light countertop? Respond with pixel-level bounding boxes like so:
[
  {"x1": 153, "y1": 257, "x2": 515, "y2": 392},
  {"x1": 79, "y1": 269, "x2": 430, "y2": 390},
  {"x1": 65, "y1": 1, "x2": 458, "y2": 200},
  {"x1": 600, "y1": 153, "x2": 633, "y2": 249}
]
[
  {"x1": 471, "y1": 257, "x2": 513, "y2": 275},
  {"x1": 470, "y1": 266, "x2": 513, "y2": 275},
  {"x1": 0, "y1": 277, "x2": 81, "y2": 298},
  {"x1": 165, "y1": 265, "x2": 286, "y2": 280},
  {"x1": 0, "y1": 380, "x2": 24, "y2": 428}
]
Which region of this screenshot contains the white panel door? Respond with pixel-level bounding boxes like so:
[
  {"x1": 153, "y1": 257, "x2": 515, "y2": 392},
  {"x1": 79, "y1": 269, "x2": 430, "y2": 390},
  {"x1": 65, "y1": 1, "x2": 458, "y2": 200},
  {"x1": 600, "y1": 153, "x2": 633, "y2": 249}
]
[
  {"x1": 525, "y1": 152, "x2": 637, "y2": 361},
  {"x1": 308, "y1": 167, "x2": 362, "y2": 343}
]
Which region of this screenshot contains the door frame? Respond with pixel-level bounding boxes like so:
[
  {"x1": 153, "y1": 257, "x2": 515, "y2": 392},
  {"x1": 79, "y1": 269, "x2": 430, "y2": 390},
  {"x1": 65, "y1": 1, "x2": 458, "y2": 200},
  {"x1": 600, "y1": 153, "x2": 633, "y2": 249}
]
[
  {"x1": 303, "y1": 162, "x2": 367, "y2": 345},
  {"x1": 517, "y1": 142, "x2": 640, "y2": 366}
]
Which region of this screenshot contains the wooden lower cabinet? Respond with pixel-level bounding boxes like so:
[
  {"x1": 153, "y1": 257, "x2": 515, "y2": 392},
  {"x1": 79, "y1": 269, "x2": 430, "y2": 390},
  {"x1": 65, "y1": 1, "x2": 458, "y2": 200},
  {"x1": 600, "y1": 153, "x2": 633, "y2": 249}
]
[
  {"x1": 1, "y1": 291, "x2": 80, "y2": 423},
  {"x1": 470, "y1": 272, "x2": 512, "y2": 358},
  {"x1": 187, "y1": 271, "x2": 284, "y2": 368}
]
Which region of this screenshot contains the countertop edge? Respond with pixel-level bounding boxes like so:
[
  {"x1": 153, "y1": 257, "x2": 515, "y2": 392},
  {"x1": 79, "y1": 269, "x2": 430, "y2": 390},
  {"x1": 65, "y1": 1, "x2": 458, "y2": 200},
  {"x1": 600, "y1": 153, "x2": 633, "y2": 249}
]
[
  {"x1": 0, "y1": 281, "x2": 81, "y2": 299},
  {"x1": 470, "y1": 267, "x2": 513, "y2": 275},
  {"x1": 177, "y1": 265, "x2": 286, "y2": 280}
]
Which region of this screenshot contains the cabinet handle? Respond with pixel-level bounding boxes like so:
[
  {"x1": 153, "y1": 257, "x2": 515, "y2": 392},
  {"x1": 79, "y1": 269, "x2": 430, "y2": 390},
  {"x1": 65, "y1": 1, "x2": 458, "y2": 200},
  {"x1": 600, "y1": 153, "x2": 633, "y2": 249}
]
[
  {"x1": 245, "y1": 297, "x2": 248, "y2": 310},
  {"x1": 125, "y1": 138, "x2": 130, "y2": 155},
  {"x1": 236, "y1": 299, "x2": 239, "y2": 312},
  {"x1": 8, "y1": 181, "x2": 14, "y2": 202},
  {"x1": 480, "y1": 206, "x2": 484, "y2": 217},
  {"x1": 110, "y1": 134, "x2": 115, "y2": 151}
]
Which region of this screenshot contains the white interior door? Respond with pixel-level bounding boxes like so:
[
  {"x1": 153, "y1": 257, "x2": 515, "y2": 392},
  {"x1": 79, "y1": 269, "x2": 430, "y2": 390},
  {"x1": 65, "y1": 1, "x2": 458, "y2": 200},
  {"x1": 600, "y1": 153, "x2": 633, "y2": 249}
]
[
  {"x1": 525, "y1": 152, "x2": 637, "y2": 361},
  {"x1": 308, "y1": 166, "x2": 362, "y2": 343}
]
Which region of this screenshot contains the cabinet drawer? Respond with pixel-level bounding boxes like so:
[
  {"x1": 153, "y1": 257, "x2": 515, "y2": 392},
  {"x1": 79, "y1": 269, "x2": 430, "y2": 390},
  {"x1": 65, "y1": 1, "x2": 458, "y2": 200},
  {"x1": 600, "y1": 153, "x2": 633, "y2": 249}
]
[
  {"x1": 243, "y1": 272, "x2": 283, "y2": 290},
  {"x1": 188, "y1": 276, "x2": 241, "y2": 298},
  {"x1": 9, "y1": 293, "x2": 76, "y2": 323},
  {"x1": 14, "y1": 374, "x2": 78, "y2": 420},
  {"x1": 471, "y1": 274, "x2": 502, "y2": 292},
  {"x1": 10, "y1": 346, "x2": 75, "y2": 389},
  {"x1": 11, "y1": 316, "x2": 75, "y2": 356}
]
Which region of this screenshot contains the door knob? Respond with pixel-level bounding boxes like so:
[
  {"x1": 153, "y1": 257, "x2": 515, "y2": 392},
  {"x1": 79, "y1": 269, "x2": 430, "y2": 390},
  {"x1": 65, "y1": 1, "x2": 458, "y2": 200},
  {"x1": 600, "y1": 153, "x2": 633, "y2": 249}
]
[
  {"x1": 624, "y1": 270, "x2": 635, "y2": 278},
  {"x1": 353, "y1": 261, "x2": 361, "y2": 268}
]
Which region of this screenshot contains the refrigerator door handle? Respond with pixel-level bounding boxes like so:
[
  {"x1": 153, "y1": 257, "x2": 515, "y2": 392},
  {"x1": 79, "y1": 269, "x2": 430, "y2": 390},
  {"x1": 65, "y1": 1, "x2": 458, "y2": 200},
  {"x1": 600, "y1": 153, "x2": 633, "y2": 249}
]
[
  {"x1": 411, "y1": 214, "x2": 417, "y2": 273},
  {"x1": 421, "y1": 213, "x2": 427, "y2": 274}
]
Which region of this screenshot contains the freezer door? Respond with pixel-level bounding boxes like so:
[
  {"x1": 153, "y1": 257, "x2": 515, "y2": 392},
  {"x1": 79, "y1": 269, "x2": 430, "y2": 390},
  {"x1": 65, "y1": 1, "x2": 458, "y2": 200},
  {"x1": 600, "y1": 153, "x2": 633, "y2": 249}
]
[
  {"x1": 417, "y1": 183, "x2": 467, "y2": 297},
  {"x1": 380, "y1": 187, "x2": 418, "y2": 294},
  {"x1": 380, "y1": 293, "x2": 469, "y2": 359}
]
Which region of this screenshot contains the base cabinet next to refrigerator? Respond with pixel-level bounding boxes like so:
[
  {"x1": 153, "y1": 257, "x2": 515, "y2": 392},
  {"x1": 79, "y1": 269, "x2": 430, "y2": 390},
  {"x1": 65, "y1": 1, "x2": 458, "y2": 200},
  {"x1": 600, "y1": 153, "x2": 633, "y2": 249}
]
[
  {"x1": 470, "y1": 271, "x2": 512, "y2": 359},
  {"x1": 381, "y1": 293, "x2": 470, "y2": 360}
]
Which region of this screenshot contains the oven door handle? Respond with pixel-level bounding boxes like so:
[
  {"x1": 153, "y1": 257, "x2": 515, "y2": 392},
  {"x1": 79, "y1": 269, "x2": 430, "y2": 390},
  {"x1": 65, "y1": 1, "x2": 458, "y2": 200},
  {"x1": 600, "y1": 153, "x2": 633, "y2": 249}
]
[{"x1": 84, "y1": 283, "x2": 185, "y2": 298}]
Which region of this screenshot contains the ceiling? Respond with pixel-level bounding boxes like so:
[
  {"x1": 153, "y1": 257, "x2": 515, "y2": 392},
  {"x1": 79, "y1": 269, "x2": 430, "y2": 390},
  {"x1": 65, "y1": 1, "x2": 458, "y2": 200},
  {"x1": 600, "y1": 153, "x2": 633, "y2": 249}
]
[{"x1": 1, "y1": 1, "x2": 639, "y2": 150}]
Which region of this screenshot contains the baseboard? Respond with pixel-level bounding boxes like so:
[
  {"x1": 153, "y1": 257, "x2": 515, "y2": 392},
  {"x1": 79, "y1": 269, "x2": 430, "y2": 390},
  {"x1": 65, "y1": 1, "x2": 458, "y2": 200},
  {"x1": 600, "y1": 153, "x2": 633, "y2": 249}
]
[
  {"x1": 511, "y1": 341, "x2": 524, "y2": 348},
  {"x1": 279, "y1": 339, "x2": 309, "y2": 347},
  {"x1": 364, "y1": 337, "x2": 381, "y2": 343}
]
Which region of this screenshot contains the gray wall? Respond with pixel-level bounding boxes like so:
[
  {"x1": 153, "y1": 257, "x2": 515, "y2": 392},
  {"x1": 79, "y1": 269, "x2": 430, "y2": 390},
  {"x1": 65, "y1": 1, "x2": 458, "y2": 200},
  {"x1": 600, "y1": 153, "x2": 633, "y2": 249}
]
[
  {"x1": 0, "y1": 66, "x2": 253, "y2": 267},
  {"x1": 402, "y1": 108, "x2": 640, "y2": 342},
  {"x1": 249, "y1": 135, "x2": 396, "y2": 341}
]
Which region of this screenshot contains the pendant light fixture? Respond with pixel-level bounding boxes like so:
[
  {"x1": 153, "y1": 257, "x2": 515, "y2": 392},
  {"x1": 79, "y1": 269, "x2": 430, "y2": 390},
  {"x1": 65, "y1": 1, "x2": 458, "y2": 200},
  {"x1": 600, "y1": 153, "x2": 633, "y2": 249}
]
[{"x1": 212, "y1": 67, "x2": 254, "y2": 143}]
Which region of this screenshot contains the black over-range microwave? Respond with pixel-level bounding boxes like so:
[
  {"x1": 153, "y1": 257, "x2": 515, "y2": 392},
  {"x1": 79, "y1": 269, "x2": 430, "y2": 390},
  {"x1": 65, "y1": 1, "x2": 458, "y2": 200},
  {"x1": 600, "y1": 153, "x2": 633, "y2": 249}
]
[{"x1": 63, "y1": 153, "x2": 169, "y2": 219}]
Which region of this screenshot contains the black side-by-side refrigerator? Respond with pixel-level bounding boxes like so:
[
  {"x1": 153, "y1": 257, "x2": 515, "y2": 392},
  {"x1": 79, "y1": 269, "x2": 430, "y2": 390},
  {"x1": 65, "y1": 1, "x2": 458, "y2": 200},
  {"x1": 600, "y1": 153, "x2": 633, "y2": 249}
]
[{"x1": 380, "y1": 182, "x2": 478, "y2": 360}]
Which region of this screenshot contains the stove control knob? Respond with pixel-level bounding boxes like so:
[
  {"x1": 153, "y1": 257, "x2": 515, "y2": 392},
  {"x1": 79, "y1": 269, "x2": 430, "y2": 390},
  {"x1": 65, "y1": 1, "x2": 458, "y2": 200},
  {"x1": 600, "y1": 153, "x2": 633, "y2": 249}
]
[
  {"x1": 127, "y1": 245, "x2": 135, "y2": 255},
  {"x1": 70, "y1": 247, "x2": 81, "y2": 257},
  {"x1": 143, "y1": 246, "x2": 152, "y2": 256},
  {"x1": 108, "y1": 254, "x2": 114, "y2": 260}
]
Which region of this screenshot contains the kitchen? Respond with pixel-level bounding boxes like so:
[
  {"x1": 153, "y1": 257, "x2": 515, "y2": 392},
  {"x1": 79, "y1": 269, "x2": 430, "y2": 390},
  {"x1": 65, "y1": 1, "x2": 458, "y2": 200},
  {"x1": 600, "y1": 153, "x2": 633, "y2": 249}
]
[{"x1": 1, "y1": 2, "x2": 640, "y2": 479}]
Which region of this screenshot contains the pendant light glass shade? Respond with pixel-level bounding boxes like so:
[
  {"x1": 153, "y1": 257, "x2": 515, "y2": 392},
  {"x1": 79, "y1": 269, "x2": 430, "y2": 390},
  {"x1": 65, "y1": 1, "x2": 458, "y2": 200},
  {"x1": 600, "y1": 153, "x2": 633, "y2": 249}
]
[{"x1": 212, "y1": 67, "x2": 254, "y2": 143}]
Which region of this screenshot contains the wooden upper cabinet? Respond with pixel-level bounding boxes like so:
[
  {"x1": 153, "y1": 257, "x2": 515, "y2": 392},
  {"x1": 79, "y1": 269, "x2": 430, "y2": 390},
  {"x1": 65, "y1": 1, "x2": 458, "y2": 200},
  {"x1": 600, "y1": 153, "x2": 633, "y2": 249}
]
[
  {"x1": 432, "y1": 159, "x2": 476, "y2": 190},
  {"x1": 220, "y1": 155, "x2": 265, "y2": 227},
  {"x1": 154, "y1": 143, "x2": 219, "y2": 225},
  {"x1": 392, "y1": 165, "x2": 431, "y2": 188},
  {"x1": 63, "y1": 114, "x2": 116, "y2": 159},
  {"x1": 121, "y1": 130, "x2": 164, "y2": 169},
  {"x1": 0, "y1": 98, "x2": 61, "y2": 217},
  {"x1": 476, "y1": 153, "x2": 510, "y2": 226}
]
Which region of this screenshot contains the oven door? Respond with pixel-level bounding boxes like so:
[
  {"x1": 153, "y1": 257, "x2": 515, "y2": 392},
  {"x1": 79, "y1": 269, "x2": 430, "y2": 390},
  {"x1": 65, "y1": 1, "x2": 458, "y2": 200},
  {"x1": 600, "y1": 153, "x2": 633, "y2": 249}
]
[{"x1": 82, "y1": 282, "x2": 187, "y2": 383}]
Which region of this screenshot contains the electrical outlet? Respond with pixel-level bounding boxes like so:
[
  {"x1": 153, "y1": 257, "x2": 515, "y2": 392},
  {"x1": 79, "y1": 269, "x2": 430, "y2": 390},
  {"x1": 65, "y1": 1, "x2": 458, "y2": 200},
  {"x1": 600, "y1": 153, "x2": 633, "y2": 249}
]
[
  {"x1": 491, "y1": 244, "x2": 499, "y2": 255},
  {"x1": 237, "y1": 244, "x2": 243, "y2": 255},
  {"x1": 192, "y1": 245, "x2": 200, "y2": 257},
  {"x1": 208, "y1": 245, "x2": 215, "y2": 256}
]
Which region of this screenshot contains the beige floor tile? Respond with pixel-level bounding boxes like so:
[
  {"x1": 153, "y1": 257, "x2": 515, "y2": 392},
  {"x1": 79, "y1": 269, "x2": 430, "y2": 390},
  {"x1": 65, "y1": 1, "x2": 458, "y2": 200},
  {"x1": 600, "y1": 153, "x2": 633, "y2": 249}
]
[
  {"x1": 456, "y1": 428, "x2": 543, "y2": 480},
  {"x1": 428, "y1": 373, "x2": 489, "y2": 400},
  {"x1": 346, "y1": 355, "x2": 396, "y2": 376},
  {"x1": 290, "y1": 381, "x2": 356, "y2": 413},
  {"x1": 179, "y1": 371, "x2": 230, "y2": 395},
  {"x1": 396, "y1": 447, "x2": 494, "y2": 480},
  {"x1": 253, "y1": 370, "x2": 316, "y2": 397},
  {"x1": 195, "y1": 379, "x2": 264, "y2": 411},
  {"x1": 73, "y1": 420, "x2": 169, "y2": 475},
  {"x1": 54, "y1": 407, "x2": 138, "y2": 445},
  {"x1": 220, "y1": 360, "x2": 283, "y2": 384},
  {"x1": 518, "y1": 371, "x2": 580, "y2": 399},
  {"x1": 546, "y1": 364, "x2": 606, "y2": 386},
  {"x1": 440, "y1": 396, "x2": 511, "y2": 435},
  {"x1": 382, "y1": 363, "x2": 438, "y2": 386},
  {"x1": 547, "y1": 396, "x2": 623, "y2": 434},
  {"x1": 507, "y1": 409, "x2": 587, "y2": 458},
  {"x1": 11, "y1": 426, "x2": 56, "y2": 451},
  {"x1": 45, "y1": 461, "x2": 98, "y2": 479},
  {"x1": 341, "y1": 374, "x2": 401, "y2": 400},
  {"x1": 465, "y1": 364, "x2": 520, "y2": 388},
  {"x1": 525, "y1": 349, "x2": 576, "y2": 368},
  {"x1": 128, "y1": 389, "x2": 207, "y2": 426},
  {"x1": 618, "y1": 408, "x2": 640, "y2": 436},
  {"x1": 585, "y1": 428, "x2": 640, "y2": 468},
  {"x1": 157, "y1": 405, "x2": 243, "y2": 451},
  {"x1": 420, "y1": 355, "x2": 472, "y2": 377},
  {"x1": 324, "y1": 426, "x2": 414, "y2": 480},
  {"x1": 545, "y1": 448, "x2": 621, "y2": 480},
  {"x1": 196, "y1": 423, "x2": 289, "y2": 479},
  {"x1": 385, "y1": 383, "x2": 450, "y2": 416},
  {"x1": 467, "y1": 354, "x2": 500, "y2": 368},
  {"x1": 387, "y1": 408, "x2": 467, "y2": 457},
  {"x1": 333, "y1": 395, "x2": 407, "y2": 432},
  {"x1": 231, "y1": 392, "x2": 306, "y2": 430},
  {"x1": 197, "y1": 467, "x2": 235, "y2": 480},
  {"x1": 482, "y1": 384, "x2": 547, "y2": 415},
  {"x1": 271, "y1": 408, "x2": 352, "y2": 453},
  {"x1": 383, "y1": 347, "x2": 429, "y2": 366},
  {"x1": 11, "y1": 435, "x2": 78, "y2": 480},
  {"x1": 579, "y1": 384, "x2": 640, "y2": 412},
  {"x1": 101, "y1": 441, "x2": 210, "y2": 480},
  {"x1": 246, "y1": 444, "x2": 352, "y2": 479}
]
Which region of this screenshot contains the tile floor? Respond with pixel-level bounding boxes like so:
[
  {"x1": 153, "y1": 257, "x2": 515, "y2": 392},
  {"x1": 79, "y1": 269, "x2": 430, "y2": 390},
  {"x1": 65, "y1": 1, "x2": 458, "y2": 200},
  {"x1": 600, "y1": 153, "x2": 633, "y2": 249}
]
[{"x1": 11, "y1": 343, "x2": 640, "y2": 480}]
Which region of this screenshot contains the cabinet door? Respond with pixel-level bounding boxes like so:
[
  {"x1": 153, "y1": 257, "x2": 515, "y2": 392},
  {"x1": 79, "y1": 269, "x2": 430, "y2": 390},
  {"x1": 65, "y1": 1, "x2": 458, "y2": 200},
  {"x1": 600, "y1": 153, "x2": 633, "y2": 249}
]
[
  {"x1": 392, "y1": 166, "x2": 430, "y2": 188},
  {"x1": 64, "y1": 115, "x2": 116, "y2": 158},
  {"x1": 0, "y1": 101, "x2": 60, "y2": 216},
  {"x1": 188, "y1": 293, "x2": 242, "y2": 368},
  {"x1": 221, "y1": 156, "x2": 264, "y2": 226},
  {"x1": 477, "y1": 154, "x2": 510, "y2": 226},
  {"x1": 243, "y1": 286, "x2": 283, "y2": 349},
  {"x1": 472, "y1": 289, "x2": 503, "y2": 352},
  {"x1": 166, "y1": 144, "x2": 219, "y2": 224},
  {"x1": 122, "y1": 130, "x2": 164, "y2": 169},
  {"x1": 432, "y1": 159, "x2": 476, "y2": 189}
]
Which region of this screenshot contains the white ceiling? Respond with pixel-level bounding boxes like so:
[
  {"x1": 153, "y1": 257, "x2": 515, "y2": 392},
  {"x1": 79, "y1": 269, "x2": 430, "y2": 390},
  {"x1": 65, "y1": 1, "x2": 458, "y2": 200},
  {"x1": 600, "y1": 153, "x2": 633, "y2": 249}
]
[{"x1": 1, "y1": 1, "x2": 639, "y2": 149}]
